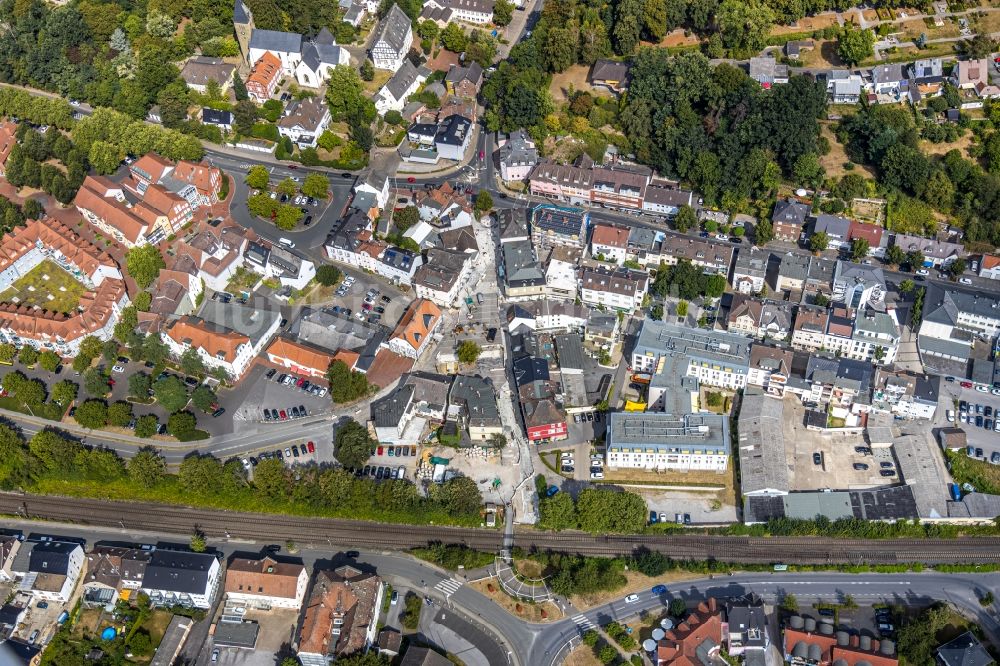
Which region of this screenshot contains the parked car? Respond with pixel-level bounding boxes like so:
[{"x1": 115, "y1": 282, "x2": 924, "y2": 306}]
[
  {"x1": 624, "y1": 594, "x2": 639, "y2": 603},
  {"x1": 853, "y1": 463, "x2": 869, "y2": 471},
  {"x1": 307, "y1": 441, "x2": 315, "y2": 453},
  {"x1": 813, "y1": 452, "x2": 822, "y2": 465}
]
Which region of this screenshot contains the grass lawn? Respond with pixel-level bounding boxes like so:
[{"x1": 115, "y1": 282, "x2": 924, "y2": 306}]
[
  {"x1": 140, "y1": 609, "x2": 174, "y2": 647},
  {"x1": 0, "y1": 259, "x2": 88, "y2": 313},
  {"x1": 946, "y1": 450, "x2": 1000, "y2": 494},
  {"x1": 225, "y1": 267, "x2": 262, "y2": 294},
  {"x1": 0, "y1": 396, "x2": 66, "y2": 421}
]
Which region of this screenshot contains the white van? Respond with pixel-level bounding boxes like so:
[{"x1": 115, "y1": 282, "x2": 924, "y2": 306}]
[{"x1": 278, "y1": 237, "x2": 295, "y2": 248}]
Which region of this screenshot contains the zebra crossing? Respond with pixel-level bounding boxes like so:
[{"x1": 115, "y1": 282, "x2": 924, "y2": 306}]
[
  {"x1": 433, "y1": 578, "x2": 463, "y2": 597},
  {"x1": 571, "y1": 614, "x2": 595, "y2": 630}
]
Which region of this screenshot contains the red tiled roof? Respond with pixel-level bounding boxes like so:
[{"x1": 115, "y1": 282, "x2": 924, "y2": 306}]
[
  {"x1": 390, "y1": 299, "x2": 441, "y2": 352},
  {"x1": 848, "y1": 220, "x2": 883, "y2": 246},
  {"x1": 73, "y1": 177, "x2": 149, "y2": 244},
  {"x1": 165, "y1": 316, "x2": 248, "y2": 363},
  {"x1": 657, "y1": 598, "x2": 722, "y2": 665},
  {"x1": 591, "y1": 223, "x2": 630, "y2": 249}
]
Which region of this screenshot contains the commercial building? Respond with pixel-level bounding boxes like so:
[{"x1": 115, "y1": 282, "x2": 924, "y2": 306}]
[
  {"x1": 225, "y1": 554, "x2": 309, "y2": 610},
  {"x1": 607, "y1": 412, "x2": 729, "y2": 471}
]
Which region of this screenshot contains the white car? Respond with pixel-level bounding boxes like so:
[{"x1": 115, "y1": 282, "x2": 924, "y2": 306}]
[
  {"x1": 318, "y1": 387, "x2": 328, "y2": 398},
  {"x1": 591, "y1": 459, "x2": 604, "y2": 467},
  {"x1": 624, "y1": 594, "x2": 639, "y2": 603},
  {"x1": 992, "y1": 388, "x2": 1000, "y2": 396},
  {"x1": 916, "y1": 269, "x2": 929, "y2": 276},
  {"x1": 947, "y1": 410, "x2": 955, "y2": 423},
  {"x1": 976, "y1": 385, "x2": 989, "y2": 393},
  {"x1": 561, "y1": 451, "x2": 574, "y2": 458},
  {"x1": 960, "y1": 277, "x2": 973, "y2": 285},
  {"x1": 590, "y1": 471, "x2": 604, "y2": 480},
  {"x1": 111, "y1": 364, "x2": 125, "y2": 373}
]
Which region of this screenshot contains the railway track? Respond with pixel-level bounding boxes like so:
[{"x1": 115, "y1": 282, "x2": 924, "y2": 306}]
[{"x1": 3, "y1": 492, "x2": 1000, "y2": 564}]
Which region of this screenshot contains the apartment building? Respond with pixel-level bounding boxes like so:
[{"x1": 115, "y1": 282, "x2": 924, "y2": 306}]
[
  {"x1": 578, "y1": 265, "x2": 648, "y2": 311},
  {"x1": 606, "y1": 412, "x2": 729, "y2": 472},
  {"x1": 632, "y1": 320, "x2": 752, "y2": 391}
]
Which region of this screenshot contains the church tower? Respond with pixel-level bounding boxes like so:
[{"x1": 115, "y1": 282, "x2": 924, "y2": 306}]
[{"x1": 233, "y1": 0, "x2": 255, "y2": 68}]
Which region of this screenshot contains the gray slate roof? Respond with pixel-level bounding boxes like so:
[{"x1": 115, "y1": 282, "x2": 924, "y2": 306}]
[
  {"x1": 249, "y1": 29, "x2": 303, "y2": 55},
  {"x1": 144, "y1": 550, "x2": 215, "y2": 594},
  {"x1": 373, "y1": 4, "x2": 412, "y2": 54},
  {"x1": 384, "y1": 61, "x2": 421, "y2": 101}
]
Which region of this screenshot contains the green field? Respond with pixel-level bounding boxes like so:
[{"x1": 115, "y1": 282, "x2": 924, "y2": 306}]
[{"x1": 0, "y1": 259, "x2": 87, "y2": 313}]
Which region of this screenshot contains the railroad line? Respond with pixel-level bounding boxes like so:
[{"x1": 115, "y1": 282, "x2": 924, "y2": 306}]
[{"x1": 2, "y1": 492, "x2": 1000, "y2": 564}]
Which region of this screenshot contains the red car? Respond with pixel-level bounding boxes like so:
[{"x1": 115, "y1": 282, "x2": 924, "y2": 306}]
[
  {"x1": 279, "y1": 410, "x2": 287, "y2": 420},
  {"x1": 961, "y1": 381, "x2": 973, "y2": 388},
  {"x1": 296, "y1": 378, "x2": 307, "y2": 388},
  {"x1": 407, "y1": 176, "x2": 416, "y2": 183},
  {"x1": 306, "y1": 441, "x2": 315, "y2": 453},
  {"x1": 377, "y1": 446, "x2": 384, "y2": 456}
]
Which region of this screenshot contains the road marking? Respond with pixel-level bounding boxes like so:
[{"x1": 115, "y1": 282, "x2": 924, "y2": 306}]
[
  {"x1": 571, "y1": 614, "x2": 595, "y2": 630},
  {"x1": 434, "y1": 578, "x2": 463, "y2": 597}
]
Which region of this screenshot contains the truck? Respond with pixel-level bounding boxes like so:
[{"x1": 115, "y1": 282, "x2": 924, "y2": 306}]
[{"x1": 546, "y1": 485, "x2": 560, "y2": 497}]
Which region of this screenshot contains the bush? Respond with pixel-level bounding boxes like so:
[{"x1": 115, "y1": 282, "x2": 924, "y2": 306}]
[{"x1": 401, "y1": 592, "x2": 422, "y2": 630}]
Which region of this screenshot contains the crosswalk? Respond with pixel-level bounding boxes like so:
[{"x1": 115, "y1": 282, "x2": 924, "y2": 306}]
[
  {"x1": 433, "y1": 578, "x2": 463, "y2": 597},
  {"x1": 572, "y1": 614, "x2": 595, "y2": 630}
]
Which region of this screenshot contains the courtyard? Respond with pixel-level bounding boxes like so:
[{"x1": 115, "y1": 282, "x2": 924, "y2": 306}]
[{"x1": 0, "y1": 259, "x2": 87, "y2": 313}]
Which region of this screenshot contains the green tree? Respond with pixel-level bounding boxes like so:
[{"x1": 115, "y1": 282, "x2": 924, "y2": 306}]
[
  {"x1": 191, "y1": 385, "x2": 217, "y2": 412},
  {"x1": 575, "y1": 488, "x2": 647, "y2": 533},
  {"x1": 74, "y1": 399, "x2": 109, "y2": 428},
  {"x1": 0, "y1": 344, "x2": 15, "y2": 364},
  {"x1": 232, "y1": 73, "x2": 249, "y2": 102},
  {"x1": 493, "y1": 0, "x2": 514, "y2": 25},
  {"x1": 245, "y1": 165, "x2": 270, "y2": 190},
  {"x1": 316, "y1": 265, "x2": 342, "y2": 286},
  {"x1": 325, "y1": 65, "x2": 375, "y2": 123},
  {"x1": 837, "y1": 27, "x2": 874, "y2": 66},
  {"x1": 598, "y1": 645, "x2": 617, "y2": 664},
  {"x1": 539, "y1": 491, "x2": 576, "y2": 530},
  {"x1": 393, "y1": 206, "x2": 419, "y2": 232},
  {"x1": 37, "y1": 350, "x2": 61, "y2": 373},
  {"x1": 143, "y1": 336, "x2": 169, "y2": 366},
  {"x1": 126, "y1": 245, "x2": 166, "y2": 289},
  {"x1": 948, "y1": 258, "x2": 968, "y2": 279},
  {"x1": 583, "y1": 630, "x2": 600, "y2": 647},
  {"x1": 361, "y1": 59, "x2": 375, "y2": 81},
  {"x1": 474, "y1": 190, "x2": 493, "y2": 215},
  {"x1": 441, "y1": 23, "x2": 468, "y2": 53},
  {"x1": 669, "y1": 598, "x2": 688, "y2": 617},
  {"x1": 190, "y1": 530, "x2": 207, "y2": 553},
  {"x1": 168, "y1": 411, "x2": 198, "y2": 438},
  {"x1": 276, "y1": 178, "x2": 298, "y2": 197},
  {"x1": 133, "y1": 415, "x2": 159, "y2": 439},
  {"x1": 84, "y1": 367, "x2": 110, "y2": 397},
  {"x1": 793, "y1": 152, "x2": 824, "y2": 186},
  {"x1": 88, "y1": 140, "x2": 125, "y2": 174},
  {"x1": 29, "y1": 430, "x2": 82, "y2": 474},
  {"x1": 809, "y1": 231, "x2": 830, "y2": 253},
  {"x1": 275, "y1": 205, "x2": 302, "y2": 230},
  {"x1": 17, "y1": 379, "x2": 46, "y2": 406},
  {"x1": 716, "y1": 0, "x2": 775, "y2": 58},
  {"x1": 180, "y1": 348, "x2": 206, "y2": 377},
  {"x1": 153, "y1": 376, "x2": 189, "y2": 412},
  {"x1": 17, "y1": 346, "x2": 38, "y2": 367},
  {"x1": 433, "y1": 475, "x2": 482, "y2": 517},
  {"x1": 327, "y1": 360, "x2": 370, "y2": 403},
  {"x1": 253, "y1": 458, "x2": 289, "y2": 499},
  {"x1": 335, "y1": 419, "x2": 375, "y2": 469},
  {"x1": 906, "y1": 249, "x2": 926, "y2": 271},
  {"x1": 780, "y1": 593, "x2": 799, "y2": 612},
  {"x1": 51, "y1": 380, "x2": 78, "y2": 406},
  {"x1": 674, "y1": 205, "x2": 696, "y2": 233},
  {"x1": 129, "y1": 373, "x2": 152, "y2": 400},
  {"x1": 676, "y1": 300, "x2": 689, "y2": 317},
  {"x1": 850, "y1": 237, "x2": 870, "y2": 262},
  {"x1": 613, "y1": 0, "x2": 643, "y2": 54},
  {"x1": 885, "y1": 244, "x2": 906, "y2": 267},
  {"x1": 107, "y1": 401, "x2": 133, "y2": 428},
  {"x1": 232, "y1": 99, "x2": 259, "y2": 135},
  {"x1": 899, "y1": 279, "x2": 915, "y2": 293},
  {"x1": 457, "y1": 340, "x2": 481, "y2": 364},
  {"x1": 302, "y1": 173, "x2": 329, "y2": 199}
]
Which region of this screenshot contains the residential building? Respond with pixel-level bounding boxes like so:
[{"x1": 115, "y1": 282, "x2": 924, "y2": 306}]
[
  {"x1": 245, "y1": 242, "x2": 316, "y2": 291},
  {"x1": 435, "y1": 114, "x2": 473, "y2": 161},
  {"x1": 936, "y1": 632, "x2": 993, "y2": 666},
  {"x1": 246, "y1": 51, "x2": 282, "y2": 102},
  {"x1": 225, "y1": 554, "x2": 309, "y2": 610},
  {"x1": 531, "y1": 204, "x2": 588, "y2": 251},
  {"x1": 421, "y1": 0, "x2": 494, "y2": 24},
  {"x1": 296, "y1": 566, "x2": 384, "y2": 666},
  {"x1": 918, "y1": 285, "x2": 1000, "y2": 368},
  {"x1": 266, "y1": 336, "x2": 358, "y2": 378},
  {"x1": 507, "y1": 300, "x2": 589, "y2": 332},
  {"x1": 656, "y1": 598, "x2": 724, "y2": 666},
  {"x1": 746, "y1": 346, "x2": 795, "y2": 398},
  {"x1": 521, "y1": 397, "x2": 567, "y2": 442},
  {"x1": 142, "y1": 550, "x2": 221, "y2": 609},
  {"x1": 449, "y1": 374, "x2": 502, "y2": 441},
  {"x1": 589, "y1": 59, "x2": 630, "y2": 92},
  {"x1": 643, "y1": 235, "x2": 733, "y2": 276},
  {"x1": 772, "y1": 199, "x2": 810, "y2": 243},
  {"x1": 731, "y1": 248, "x2": 768, "y2": 294},
  {"x1": 832, "y1": 260, "x2": 885, "y2": 310},
  {"x1": 892, "y1": 233, "x2": 964, "y2": 267},
  {"x1": 726, "y1": 595, "x2": 769, "y2": 656},
  {"x1": 0, "y1": 122, "x2": 17, "y2": 178},
  {"x1": 578, "y1": 265, "x2": 648, "y2": 311},
  {"x1": 848, "y1": 220, "x2": 886, "y2": 257},
  {"x1": 726, "y1": 296, "x2": 793, "y2": 341},
  {"x1": 387, "y1": 299, "x2": 441, "y2": 359},
  {"x1": 502, "y1": 239, "x2": 546, "y2": 299},
  {"x1": 162, "y1": 302, "x2": 281, "y2": 380},
  {"x1": 355, "y1": 172, "x2": 391, "y2": 211},
  {"x1": 0, "y1": 218, "x2": 128, "y2": 356},
  {"x1": 277, "y1": 97, "x2": 331, "y2": 148},
  {"x1": 0, "y1": 537, "x2": 20, "y2": 583},
  {"x1": 953, "y1": 58, "x2": 991, "y2": 90},
  {"x1": 82, "y1": 545, "x2": 151, "y2": 607},
  {"x1": 590, "y1": 165, "x2": 651, "y2": 210},
  {"x1": 375, "y1": 61, "x2": 427, "y2": 114},
  {"x1": 871, "y1": 369, "x2": 940, "y2": 420},
  {"x1": 826, "y1": 70, "x2": 863, "y2": 103},
  {"x1": 248, "y1": 29, "x2": 303, "y2": 75},
  {"x1": 180, "y1": 56, "x2": 235, "y2": 94},
  {"x1": 980, "y1": 254, "x2": 1000, "y2": 280},
  {"x1": 412, "y1": 247, "x2": 477, "y2": 306},
  {"x1": 632, "y1": 320, "x2": 752, "y2": 391},
  {"x1": 370, "y1": 4, "x2": 412, "y2": 71},
  {"x1": 544, "y1": 245, "x2": 581, "y2": 300},
  {"x1": 444, "y1": 62, "x2": 483, "y2": 98},
  {"x1": 590, "y1": 223, "x2": 631, "y2": 265},
  {"x1": 294, "y1": 28, "x2": 350, "y2": 88},
  {"x1": 528, "y1": 157, "x2": 594, "y2": 206},
  {"x1": 791, "y1": 305, "x2": 829, "y2": 351},
  {"x1": 812, "y1": 213, "x2": 852, "y2": 249},
  {"x1": 585, "y1": 310, "x2": 619, "y2": 348},
  {"x1": 0, "y1": 639, "x2": 39, "y2": 665},
  {"x1": 174, "y1": 221, "x2": 249, "y2": 292},
  {"x1": 19, "y1": 541, "x2": 84, "y2": 603},
  {"x1": 641, "y1": 186, "x2": 693, "y2": 217},
  {"x1": 498, "y1": 130, "x2": 538, "y2": 183},
  {"x1": 607, "y1": 412, "x2": 729, "y2": 472},
  {"x1": 749, "y1": 56, "x2": 788, "y2": 87},
  {"x1": 872, "y1": 63, "x2": 907, "y2": 95}
]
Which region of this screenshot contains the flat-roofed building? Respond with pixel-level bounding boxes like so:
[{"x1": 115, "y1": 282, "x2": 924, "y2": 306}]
[{"x1": 606, "y1": 412, "x2": 729, "y2": 472}]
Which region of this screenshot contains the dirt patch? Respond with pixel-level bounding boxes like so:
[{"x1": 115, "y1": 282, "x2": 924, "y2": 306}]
[
  {"x1": 818, "y1": 123, "x2": 875, "y2": 180},
  {"x1": 569, "y1": 570, "x2": 704, "y2": 611},
  {"x1": 920, "y1": 132, "x2": 976, "y2": 160},
  {"x1": 799, "y1": 39, "x2": 845, "y2": 68},
  {"x1": 515, "y1": 558, "x2": 545, "y2": 578},
  {"x1": 598, "y1": 463, "x2": 734, "y2": 505},
  {"x1": 770, "y1": 12, "x2": 840, "y2": 36},
  {"x1": 425, "y1": 48, "x2": 460, "y2": 72},
  {"x1": 565, "y1": 644, "x2": 604, "y2": 666},
  {"x1": 542, "y1": 135, "x2": 587, "y2": 164},
  {"x1": 653, "y1": 29, "x2": 701, "y2": 48},
  {"x1": 548, "y1": 64, "x2": 613, "y2": 103},
  {"x1": 469, "y1": 579, "x2": 563, "y2": 622},
  {"x1": 362, "y1": 70, "x2": 392, "y2": 95}
]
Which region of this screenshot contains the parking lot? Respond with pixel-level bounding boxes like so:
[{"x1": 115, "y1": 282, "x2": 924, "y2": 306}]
[
  {"x1": 782, "y1": 398, "x2": 897, "y2": 490},
  {"x1": 331, "y1": 270, "x2": 411, "y2": 329},
  {"x1": 233, "y1": 366, "x2": 335, "y2": 426},
  {"x1": 938, "y1": 380, "x2": 1000, "y2": 458}
]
